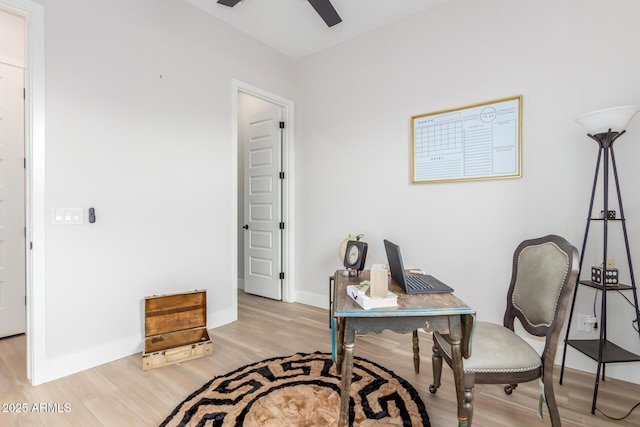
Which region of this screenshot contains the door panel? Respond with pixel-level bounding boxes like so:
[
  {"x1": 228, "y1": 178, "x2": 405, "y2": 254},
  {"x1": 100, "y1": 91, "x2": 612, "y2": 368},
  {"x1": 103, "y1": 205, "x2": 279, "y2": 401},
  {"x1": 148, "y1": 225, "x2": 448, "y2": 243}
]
[
  {"x1": 243, "y1": 105, "x2": 283, "y2": 300},
  {"x1": 0, "y1": 62, "x2": 26, "y2": 337}
]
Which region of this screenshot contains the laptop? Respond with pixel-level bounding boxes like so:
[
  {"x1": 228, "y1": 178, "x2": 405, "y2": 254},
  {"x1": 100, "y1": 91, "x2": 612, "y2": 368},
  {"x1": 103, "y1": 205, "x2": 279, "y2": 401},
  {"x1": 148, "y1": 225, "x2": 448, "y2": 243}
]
[{"x1": 383, "y1": 239, "x2": 454, "y2": 294}]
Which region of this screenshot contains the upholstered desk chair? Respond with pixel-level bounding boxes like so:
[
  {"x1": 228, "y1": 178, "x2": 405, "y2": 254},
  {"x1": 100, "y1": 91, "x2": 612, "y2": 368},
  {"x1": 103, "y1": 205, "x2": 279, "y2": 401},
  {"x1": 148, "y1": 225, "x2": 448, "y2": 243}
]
[{"x1": 429, "y1": 234, "x2": 579, "y2": 427}]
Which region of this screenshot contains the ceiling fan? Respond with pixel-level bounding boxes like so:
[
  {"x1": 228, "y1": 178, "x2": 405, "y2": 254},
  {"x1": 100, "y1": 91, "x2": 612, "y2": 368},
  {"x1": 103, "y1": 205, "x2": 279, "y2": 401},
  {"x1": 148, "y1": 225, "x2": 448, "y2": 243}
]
[{"x1": 217, "y1": 0, "x2": 342, "y2": 28}]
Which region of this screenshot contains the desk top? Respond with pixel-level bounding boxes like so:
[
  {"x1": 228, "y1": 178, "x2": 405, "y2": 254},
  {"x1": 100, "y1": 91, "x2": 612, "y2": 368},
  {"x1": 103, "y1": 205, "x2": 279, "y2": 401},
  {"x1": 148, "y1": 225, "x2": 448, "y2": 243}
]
[{"x1": 333, "y1": 270, "x2": 475, "y2": 318}]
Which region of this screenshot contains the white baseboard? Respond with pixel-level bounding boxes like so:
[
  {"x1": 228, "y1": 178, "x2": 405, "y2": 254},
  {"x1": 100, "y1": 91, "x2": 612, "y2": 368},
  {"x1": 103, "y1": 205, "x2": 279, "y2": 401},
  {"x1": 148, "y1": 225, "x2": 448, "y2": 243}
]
[
  {"x1": 293, "y1": 290, "x2": 330, "y2": 310},
  {"x1": 560, "y1": 345, "x2": 640, "y2": 385},
  {"x1": 44, "y1": 306, "x2": 238, "y2": 384},
  {"x1": 208, "y1": 306, "x2": 237, "y2": 329},
  {"x1": 46, "y1": 334, "x2": 142, "y2": 383}
]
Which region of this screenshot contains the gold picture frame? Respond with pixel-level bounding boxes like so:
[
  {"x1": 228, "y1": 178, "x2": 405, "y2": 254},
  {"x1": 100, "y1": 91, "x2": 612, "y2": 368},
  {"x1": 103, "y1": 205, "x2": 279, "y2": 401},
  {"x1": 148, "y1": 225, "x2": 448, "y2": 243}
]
[{"x1": 411, "y1": 95, "x2": 522, "y2": 183}]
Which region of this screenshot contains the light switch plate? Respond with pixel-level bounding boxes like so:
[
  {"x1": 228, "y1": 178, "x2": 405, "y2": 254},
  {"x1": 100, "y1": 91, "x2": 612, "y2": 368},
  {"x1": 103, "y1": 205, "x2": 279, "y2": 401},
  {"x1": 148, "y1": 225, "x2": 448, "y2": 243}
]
[{"x1": 52, "y1": 208, "x2": 83, "y2": 225}]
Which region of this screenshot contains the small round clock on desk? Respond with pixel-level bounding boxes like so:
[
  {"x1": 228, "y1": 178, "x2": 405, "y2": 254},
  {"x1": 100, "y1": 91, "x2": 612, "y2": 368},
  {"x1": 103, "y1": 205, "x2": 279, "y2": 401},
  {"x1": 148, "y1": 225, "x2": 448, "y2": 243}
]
[{"x1": 339, "y1": 235, "x2": 368, "y2": 276}]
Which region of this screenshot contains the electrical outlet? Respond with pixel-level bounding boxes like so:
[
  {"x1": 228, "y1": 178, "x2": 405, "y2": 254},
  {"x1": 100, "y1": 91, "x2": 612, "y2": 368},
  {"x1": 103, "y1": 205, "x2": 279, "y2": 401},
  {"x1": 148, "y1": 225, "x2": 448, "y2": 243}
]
[{"x1": 578, "y1": 314, "x2": 595, "y2": 332}]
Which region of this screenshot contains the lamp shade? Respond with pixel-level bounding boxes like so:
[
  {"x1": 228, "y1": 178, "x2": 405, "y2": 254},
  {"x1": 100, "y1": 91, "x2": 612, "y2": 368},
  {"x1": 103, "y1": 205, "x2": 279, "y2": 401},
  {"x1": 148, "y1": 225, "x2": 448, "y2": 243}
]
[{"x1": 576, "y1": 105, "x2": 640, "y2": 135}]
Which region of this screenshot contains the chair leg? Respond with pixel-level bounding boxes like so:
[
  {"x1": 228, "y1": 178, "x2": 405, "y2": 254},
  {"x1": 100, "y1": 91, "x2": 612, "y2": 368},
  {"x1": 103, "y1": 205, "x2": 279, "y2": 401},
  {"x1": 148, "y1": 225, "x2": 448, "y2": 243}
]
[
  {"x1": 429, "y1": 339, "x2": 442, "y2": 394},
  {"x1": 543, "y1": 371, "x2": 561, "y2": 427},
  {"x1": 412, "y1": 330, "x2": 420, "y2": 373},
  {"x1": 464, "y1": 386, "x2": 474, "y2": 427},
  {"x1": 504, "y1": 383, "x2": 518, "y2": 395}
]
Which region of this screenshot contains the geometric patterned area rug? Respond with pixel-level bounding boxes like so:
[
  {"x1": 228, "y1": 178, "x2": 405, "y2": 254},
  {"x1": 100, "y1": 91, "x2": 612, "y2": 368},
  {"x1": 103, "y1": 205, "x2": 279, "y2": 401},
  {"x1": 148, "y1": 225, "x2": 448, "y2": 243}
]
[{"x1": 160, "y1": 352, "x2": 430, "y2": 427}]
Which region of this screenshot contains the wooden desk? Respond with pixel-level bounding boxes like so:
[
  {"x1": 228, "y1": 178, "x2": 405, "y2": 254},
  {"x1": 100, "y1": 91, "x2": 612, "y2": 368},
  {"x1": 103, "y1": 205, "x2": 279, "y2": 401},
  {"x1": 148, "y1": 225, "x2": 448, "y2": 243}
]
[{"x1": 333, "y1": 270, "x2": 475, "y2": 427}]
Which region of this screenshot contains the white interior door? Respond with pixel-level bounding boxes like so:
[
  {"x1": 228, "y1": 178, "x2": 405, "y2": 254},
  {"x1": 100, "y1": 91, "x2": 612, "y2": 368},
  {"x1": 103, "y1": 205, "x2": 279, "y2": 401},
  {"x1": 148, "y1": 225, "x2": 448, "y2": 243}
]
[
  {"x1": 0, "y1": 62, "x2": 26, "y2": 337},
  {"x1": 243, "y1": 105, "x2": 283, "y2": 300}
]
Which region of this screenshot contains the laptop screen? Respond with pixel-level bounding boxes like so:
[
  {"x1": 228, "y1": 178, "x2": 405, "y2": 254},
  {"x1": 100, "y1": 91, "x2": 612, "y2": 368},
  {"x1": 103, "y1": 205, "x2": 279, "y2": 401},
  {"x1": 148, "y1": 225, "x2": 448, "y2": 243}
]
[{"x1": 384, "y1": 239, "x2": 408, "y2": 290}]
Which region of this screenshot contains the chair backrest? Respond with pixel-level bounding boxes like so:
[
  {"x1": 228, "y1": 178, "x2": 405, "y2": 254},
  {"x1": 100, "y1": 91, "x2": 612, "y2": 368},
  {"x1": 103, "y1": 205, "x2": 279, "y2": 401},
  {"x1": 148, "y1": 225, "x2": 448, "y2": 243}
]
[{"x1": 504, "y1": 235, "x2": 579, "y2": 344}]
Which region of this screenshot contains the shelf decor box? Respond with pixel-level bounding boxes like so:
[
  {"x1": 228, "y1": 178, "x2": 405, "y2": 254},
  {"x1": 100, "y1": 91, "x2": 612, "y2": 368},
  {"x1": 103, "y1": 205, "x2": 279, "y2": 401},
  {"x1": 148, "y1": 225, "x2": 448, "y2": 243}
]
[
  {"x1": 143, "y1": 290, "x2": 212, "y2": 370},
  {"x1": 590, "y1": 266, "x2": 619, "y2": 285}
]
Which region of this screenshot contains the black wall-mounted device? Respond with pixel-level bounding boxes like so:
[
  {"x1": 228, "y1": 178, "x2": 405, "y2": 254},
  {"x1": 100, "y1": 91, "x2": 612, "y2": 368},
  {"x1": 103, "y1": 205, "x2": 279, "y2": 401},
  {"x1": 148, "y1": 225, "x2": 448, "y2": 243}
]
[{"x1": 89, "y1": 208, "x2": 96, "y2": 223}]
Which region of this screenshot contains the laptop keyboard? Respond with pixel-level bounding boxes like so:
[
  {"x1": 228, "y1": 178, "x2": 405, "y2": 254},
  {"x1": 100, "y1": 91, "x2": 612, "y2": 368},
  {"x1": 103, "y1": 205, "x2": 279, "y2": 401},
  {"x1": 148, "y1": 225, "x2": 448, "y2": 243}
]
[{"x1": 406, "y1": 275, "x2": 434, "y2": 290}]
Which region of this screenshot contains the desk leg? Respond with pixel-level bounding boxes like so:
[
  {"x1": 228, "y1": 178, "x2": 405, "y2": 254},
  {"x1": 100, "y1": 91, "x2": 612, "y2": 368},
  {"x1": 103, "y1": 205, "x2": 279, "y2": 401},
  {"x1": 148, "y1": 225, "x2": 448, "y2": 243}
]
[
  {"x1": 412, "y1": 330, "x2": 420, "y2": 373},
  {"x1": 449, "y1": 315, "x2": 469, "y2": 427},
  {"x1": 336, "y1": 318, "x2": 345, "y2": 375},
  {"x1": 338, "y1": 322, "x2": 355, "y2": 427}
]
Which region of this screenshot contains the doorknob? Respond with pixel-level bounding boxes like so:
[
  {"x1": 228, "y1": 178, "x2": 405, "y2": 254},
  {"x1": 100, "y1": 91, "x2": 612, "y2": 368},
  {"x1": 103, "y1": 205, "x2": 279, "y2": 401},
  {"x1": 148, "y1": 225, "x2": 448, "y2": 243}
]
[{"x1": 243, "y1": 224, "x2": 249, "y2": 229}]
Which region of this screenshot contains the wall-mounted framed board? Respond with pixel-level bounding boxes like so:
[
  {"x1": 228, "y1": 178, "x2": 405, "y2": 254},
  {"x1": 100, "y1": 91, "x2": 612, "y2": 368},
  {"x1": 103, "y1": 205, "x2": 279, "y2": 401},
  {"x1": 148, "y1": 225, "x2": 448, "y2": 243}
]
[{"x1": 411, "y1": 95, "x2": 522, "y2": 183}]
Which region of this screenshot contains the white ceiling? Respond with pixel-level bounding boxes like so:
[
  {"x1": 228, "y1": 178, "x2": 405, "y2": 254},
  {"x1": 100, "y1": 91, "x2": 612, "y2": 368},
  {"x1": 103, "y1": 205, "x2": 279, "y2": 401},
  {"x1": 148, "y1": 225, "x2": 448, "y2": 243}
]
[{"x1": 185, "y1": 0, "x2": 450, "y2": 60}]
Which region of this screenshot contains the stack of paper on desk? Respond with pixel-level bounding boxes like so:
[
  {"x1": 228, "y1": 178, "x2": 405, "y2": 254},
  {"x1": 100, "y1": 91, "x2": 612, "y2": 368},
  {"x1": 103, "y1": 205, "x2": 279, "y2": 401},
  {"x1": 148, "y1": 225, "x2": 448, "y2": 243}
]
[{"x1": 347, "y1": 284, "x2": 397, "y2": 309}]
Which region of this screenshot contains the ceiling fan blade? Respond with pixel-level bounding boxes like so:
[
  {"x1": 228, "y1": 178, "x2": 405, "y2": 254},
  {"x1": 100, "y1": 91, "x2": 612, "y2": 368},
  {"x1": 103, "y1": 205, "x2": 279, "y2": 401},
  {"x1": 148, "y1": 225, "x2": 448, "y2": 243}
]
[
  {"x1": 217, "y1": 0, "x2": 242, "y2": 7},
  {"x1": 307, "y1": 0, "x2": 342, "y2": 27}
]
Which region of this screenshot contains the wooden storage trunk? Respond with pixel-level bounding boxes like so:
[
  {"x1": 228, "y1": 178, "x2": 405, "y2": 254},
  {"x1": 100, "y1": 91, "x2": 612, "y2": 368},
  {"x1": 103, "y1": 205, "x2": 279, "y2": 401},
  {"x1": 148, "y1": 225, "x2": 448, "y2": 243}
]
[{"x1": 143, "y1": 290, "x2": 212, "y2": 370}]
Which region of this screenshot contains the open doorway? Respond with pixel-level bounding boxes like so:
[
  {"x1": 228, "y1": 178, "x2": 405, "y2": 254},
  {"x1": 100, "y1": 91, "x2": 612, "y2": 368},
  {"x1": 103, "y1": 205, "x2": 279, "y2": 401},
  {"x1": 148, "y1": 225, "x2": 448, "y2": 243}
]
[
  {"x1": 0, "y1": 0, "x2": 46, "y2": 386},
  {"x1": 233, "y1": 81, "x2": 295, "y2": 304},
  {"x1": 0, "y1": 8, "x2": 26, "y2": 339}
]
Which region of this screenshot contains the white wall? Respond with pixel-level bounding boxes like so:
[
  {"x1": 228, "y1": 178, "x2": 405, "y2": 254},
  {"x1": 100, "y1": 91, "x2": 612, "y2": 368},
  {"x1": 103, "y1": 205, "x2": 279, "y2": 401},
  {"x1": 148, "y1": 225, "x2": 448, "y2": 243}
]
[
  {"x1": 32, "y1": 0, "x2": 294, "y2": 382},
  {"x1": 293, "y1": 0, "x2": 640, "y2": 384}
]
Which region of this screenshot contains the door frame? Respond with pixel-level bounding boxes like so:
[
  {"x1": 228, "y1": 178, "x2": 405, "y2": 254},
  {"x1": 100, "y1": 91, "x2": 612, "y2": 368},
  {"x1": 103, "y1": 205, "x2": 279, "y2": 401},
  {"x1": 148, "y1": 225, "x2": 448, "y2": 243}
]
[
  {"x1": 232, "y1": 79, "x2": 295, "y2": 304},
  {"x1": 0, "y1": 0, "x2": 46, "y2": 385}
]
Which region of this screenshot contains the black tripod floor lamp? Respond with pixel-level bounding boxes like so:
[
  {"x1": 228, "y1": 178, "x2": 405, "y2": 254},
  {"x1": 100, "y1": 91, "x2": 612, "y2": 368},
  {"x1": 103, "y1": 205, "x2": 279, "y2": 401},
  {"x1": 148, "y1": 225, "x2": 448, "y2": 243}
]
[{"x1": 561, "y1": 105, "x2": 640, "y2": 414}]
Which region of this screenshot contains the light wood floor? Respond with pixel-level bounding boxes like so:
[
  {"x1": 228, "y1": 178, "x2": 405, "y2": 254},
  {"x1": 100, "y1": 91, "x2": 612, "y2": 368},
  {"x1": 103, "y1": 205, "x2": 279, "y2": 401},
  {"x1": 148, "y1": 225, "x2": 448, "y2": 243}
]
[{"x1": 1, "y1": 291, "x2": 639, "y2": 426}]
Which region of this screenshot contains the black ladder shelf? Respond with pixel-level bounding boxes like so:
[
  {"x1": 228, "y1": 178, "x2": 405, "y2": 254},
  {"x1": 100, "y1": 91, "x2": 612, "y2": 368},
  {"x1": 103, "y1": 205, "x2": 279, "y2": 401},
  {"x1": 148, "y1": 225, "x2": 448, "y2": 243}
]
[{"x1": 559, "y1": 128, "x2": 640, "y2": 414}]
